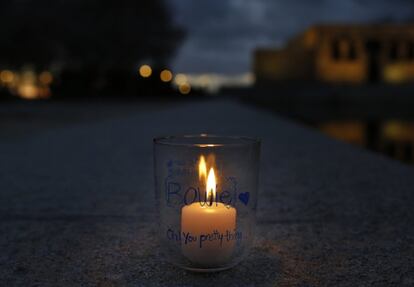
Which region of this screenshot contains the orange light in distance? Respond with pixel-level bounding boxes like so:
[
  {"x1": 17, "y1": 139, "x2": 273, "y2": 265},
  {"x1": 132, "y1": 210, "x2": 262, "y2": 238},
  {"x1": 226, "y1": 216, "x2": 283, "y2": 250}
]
[
  {"x1": 0, "y1": 70, "x2": 14, "y2": 84},
  {"x1": 160, "y1": 69, "x2": 173, "y2": 82},
  {"x1": 39, "y1": 71, "x2": 53, "y2": 85},
  {"x1": 139, "y1": 65, "x2": 152, "y2": 78},
  {"x1": 179, "y1": 83, "x2": 191, "y2": 95}
]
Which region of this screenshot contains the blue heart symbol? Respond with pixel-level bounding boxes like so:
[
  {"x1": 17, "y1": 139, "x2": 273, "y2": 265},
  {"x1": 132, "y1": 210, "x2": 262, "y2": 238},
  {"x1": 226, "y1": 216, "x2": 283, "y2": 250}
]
[{"x1": 238, "y1": 192, "x2": 250, "y2": 206}]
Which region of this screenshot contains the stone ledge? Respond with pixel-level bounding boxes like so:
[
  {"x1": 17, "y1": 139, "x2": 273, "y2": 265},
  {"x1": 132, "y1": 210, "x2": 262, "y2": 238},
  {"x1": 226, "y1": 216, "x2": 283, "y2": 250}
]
[{"x1": 1, "y1": 100, "x2": 413, "y2": 286}]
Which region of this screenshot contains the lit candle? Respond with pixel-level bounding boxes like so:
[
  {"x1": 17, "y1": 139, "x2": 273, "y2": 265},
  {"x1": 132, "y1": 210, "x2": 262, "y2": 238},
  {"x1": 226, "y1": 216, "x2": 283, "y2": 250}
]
[{"x1": 181, "y1": 156, "x2": 237, "y2": 266}]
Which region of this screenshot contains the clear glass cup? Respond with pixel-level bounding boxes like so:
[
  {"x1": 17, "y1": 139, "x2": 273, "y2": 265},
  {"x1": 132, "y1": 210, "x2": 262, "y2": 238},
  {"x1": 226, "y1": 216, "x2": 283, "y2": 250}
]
[{"x1": 153, "y1": 134, "x2": 261, "y2": 272}]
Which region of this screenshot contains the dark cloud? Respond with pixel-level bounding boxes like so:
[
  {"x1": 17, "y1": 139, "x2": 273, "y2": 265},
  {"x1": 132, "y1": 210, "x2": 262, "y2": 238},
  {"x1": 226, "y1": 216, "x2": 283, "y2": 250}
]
[{"x1": 167, "y1": 0, "x2": 414, "y2": 74}]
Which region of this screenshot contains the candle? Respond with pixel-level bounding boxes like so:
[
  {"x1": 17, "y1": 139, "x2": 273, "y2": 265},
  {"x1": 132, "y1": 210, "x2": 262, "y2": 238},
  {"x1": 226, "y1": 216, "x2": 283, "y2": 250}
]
[{"x1": 181, "y1": 156, "x2": 237, "y2": 266}]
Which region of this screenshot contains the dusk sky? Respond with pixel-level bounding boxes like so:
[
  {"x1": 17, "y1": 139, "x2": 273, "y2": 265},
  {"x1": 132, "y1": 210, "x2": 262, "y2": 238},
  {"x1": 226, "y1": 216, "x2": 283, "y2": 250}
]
[{"x1": 168, "y1": 0, "x2": 414, "y2": 74}]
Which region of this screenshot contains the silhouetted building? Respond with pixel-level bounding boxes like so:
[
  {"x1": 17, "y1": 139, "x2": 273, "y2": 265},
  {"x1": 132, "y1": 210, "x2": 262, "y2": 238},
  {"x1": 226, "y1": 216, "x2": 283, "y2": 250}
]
[{"x1": 254, "y1": 24, "x2": 414, "y2": 84}]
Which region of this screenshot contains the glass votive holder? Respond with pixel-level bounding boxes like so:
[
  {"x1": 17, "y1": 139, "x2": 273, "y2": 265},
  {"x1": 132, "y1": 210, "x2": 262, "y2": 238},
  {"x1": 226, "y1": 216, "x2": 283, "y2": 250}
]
[{"x1": 153, "y1": 134, "x2": 261, "y2": 272}]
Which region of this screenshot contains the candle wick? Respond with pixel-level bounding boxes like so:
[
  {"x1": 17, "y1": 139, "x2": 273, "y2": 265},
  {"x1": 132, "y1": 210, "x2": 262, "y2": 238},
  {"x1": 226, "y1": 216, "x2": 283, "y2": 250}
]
[{"x1": 208, "y1": 190, "x2": 213, "y2": 206}]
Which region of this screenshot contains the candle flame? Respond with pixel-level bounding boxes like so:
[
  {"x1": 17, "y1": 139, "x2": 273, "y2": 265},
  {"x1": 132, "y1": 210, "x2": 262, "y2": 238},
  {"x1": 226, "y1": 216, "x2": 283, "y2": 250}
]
[
  {"x1": 198, "y1": 155, "x2": 217, "y2": 204},
  {"x1": 198, "y1": 155, "x2": 207, "y2": 181},
  {"x1": 206, "y1": 167, "x2": 216, "y2": 202}
]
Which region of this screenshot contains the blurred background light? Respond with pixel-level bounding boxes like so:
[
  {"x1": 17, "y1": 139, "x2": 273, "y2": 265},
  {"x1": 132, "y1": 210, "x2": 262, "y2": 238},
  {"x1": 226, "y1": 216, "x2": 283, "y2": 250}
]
[
  {"x1": 178, "y1": 82, "x2": 191, "y2": 95},
  {"x1": 139, "y1": 65, "x2": 152, "y2": 78},
  {"x1": 0, "y1": 70, "x2": 14, "y2": 84},
  {"x1": 172, "y1": 73, "x2": 254, "y2": 93},
  {"x1": 174, "y1": 73, "x2": 188, "y2": 86},
  {"x1": 18, "y1": 84, "x2": 38, "y2": 100},
  {"x1": 39, "y1": 71, "x2": 53, "y2": 85},
  {"x1": 160, "y1": 69, "x2": 173, "y2": 82}
]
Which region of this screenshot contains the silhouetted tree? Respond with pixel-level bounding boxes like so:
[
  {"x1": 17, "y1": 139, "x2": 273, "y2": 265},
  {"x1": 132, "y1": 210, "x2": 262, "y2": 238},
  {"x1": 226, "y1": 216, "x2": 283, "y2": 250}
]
[{"x1": 0, "y1": 0, "x2": 184, "y2": 97}]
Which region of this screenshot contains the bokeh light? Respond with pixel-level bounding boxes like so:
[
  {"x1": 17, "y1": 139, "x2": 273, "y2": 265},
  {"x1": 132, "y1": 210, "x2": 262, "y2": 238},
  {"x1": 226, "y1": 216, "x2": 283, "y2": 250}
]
[
  {"x1": 38, "y1": 86, "x2": 51, "y2": 99},
  {"x1": 160, "y1": 69, "x2": 173, "y2": 82},
  {"x1": 178, "y1": 83, "x2": 191, "y2": 95},
  {"x1": 39, "y1": 71, "x2": 53, "y2": 85},
  {"x1": 174, "y1": 73, "x2": 188, "y2": 86},
  {"x1": 18, "y1": 84, "x2": 38, "y2": 100},
  {"x1": 139, "y1": 64, "x2": 152, "y2": 78},
  {"x1": 0, "y1": 70, "x2": 14, "y2": 84}
]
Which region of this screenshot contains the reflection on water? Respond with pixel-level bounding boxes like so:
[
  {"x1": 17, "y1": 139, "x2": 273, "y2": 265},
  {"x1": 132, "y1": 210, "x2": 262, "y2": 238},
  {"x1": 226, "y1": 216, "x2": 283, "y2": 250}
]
[{"x1": 318, "y1": 120, "x2": 414, "y2": 164}]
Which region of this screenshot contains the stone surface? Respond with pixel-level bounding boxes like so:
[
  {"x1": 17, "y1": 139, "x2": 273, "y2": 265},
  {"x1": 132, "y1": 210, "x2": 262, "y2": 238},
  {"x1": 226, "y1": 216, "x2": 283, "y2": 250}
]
[{"x1": 1, "y1": 100, "x2": 414, "y2": 286}]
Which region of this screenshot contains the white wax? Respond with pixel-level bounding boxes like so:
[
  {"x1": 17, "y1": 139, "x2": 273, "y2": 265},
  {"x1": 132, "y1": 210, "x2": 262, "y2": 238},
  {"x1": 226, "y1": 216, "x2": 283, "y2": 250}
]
[{"x1": 181, "y1": 202, "x2": 236, "y2": 266}]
